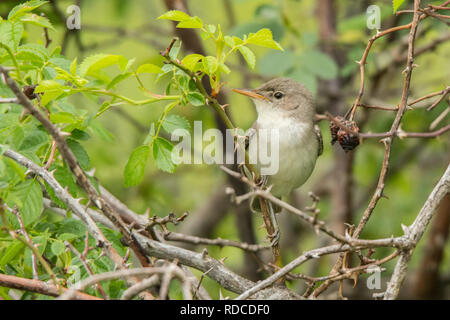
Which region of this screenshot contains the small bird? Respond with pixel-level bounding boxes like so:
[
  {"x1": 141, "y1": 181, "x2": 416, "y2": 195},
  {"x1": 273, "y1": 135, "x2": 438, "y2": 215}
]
[{"x1": 233, "y1": 78, "x2": 322, "y2": 244}]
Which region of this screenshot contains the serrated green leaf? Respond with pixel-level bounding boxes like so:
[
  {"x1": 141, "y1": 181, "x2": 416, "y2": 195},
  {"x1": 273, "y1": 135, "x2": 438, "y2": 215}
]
[
  {"x1": 35, "y1": 80, "x2": 62, "y2": 93},
  {"x1": 43, "y1": 181, "x2": 66, "y2": 209},
  {"x1": 181, "y1": 54, "x2": 204, "y2": 71},
  {"x1": 79, "y1": 54, "x2": 121, "y2": 77},
  {"x1": 203, "y1": 56, "x2": 218, "y2": 75},
  {"x1": 70, "y1": 57, "x2": 77, "y2": 76},
  {"x1": 70, "y1": 129, "x2": 90, "y2": 141},
  {"x1": 247, "y1": 28, "x2": 283, "y2": 51},
  {"x1": 238, "y1": 46, "x2": 256, "y2": 70},
  {"x1": 158, "y1": 10, "x2": 191, "y2": 22},
  {"x1": 20, "y1": 13, "x2": 54, "y2": 30},
  {"x1": 8, "y1": 1, "x2": 48, "y2": 21},
  {"x1": 187, "y1": 92, "x2": 205, "y2": 107},
  {"x1": 393, "y1": 0, "x2": 406, "y2": 13},
  {"x1": 67, "y1": 138, "x2": 91, "y2": 171},
  {"x1": 224, "y1": 36, "x2": 235, "y2": 47},
  {"x1": 0, "y1": 114, "x2": 20, "y2": 130},
  {"x1": 19, "y1": 129, "x2": 48, "y2": 151},
  {"x1": 136, "y1": 63, "x2": 162, "y2": 74},
  {"x1": 0, "y1": 20, "x2": 24, "y2": 51},
  {"x1": 162, "y1": 114, "x2": 190, "y2": 135},
  {"x1": 51, "y1": 240, "x2": 65, "y2": 256},
  {"x1": 0, "y1": 240, "x2": 25, "y2": 269},
  {"x1": 49, "y1": 57, "x2": 71, "y2": 71},
  {"x1": 124, "y1": 145, "x2": 149, "y2": 187},
  {"x1": 177, "y1": 16, "x2": 203, "y2": 29},
  {"x1": 50, "y1": 112, "x2": 77, "y2": 124},
  {"x1": 53, "y1": 166, "x2": 79, "y2": 197},
  {"x1": 153, "y1": 137, "x2": 176, "y2": 173},
  {"x1": 16, "y1": 45, "x2": 46, "y2": 66},
  {"x1": 58, "y1": 218, "x2": 87, "y2": 236},
  {"x1": 7, "y1": 180, "x2": 43, "y2": 226},
  {"x1": 35, "y1": 80, "x2": 64, "y2": 106}
]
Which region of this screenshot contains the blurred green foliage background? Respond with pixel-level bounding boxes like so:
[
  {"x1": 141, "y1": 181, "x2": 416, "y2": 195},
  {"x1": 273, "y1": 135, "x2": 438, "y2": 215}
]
[{"x1": 0, "y1": 0, "x2": 448, "y2": 299}]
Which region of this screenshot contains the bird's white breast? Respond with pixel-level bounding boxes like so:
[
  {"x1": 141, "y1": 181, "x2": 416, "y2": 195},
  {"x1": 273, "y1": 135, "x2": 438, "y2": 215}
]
[{"x1": 254, "y1": 102, "x2": 319, "y2": 197}]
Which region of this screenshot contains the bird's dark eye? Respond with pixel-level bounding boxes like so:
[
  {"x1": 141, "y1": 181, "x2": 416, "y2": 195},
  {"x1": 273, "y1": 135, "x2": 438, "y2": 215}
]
[{"x1": 274, "y1": 91, "x2": 283, "y2": 99}]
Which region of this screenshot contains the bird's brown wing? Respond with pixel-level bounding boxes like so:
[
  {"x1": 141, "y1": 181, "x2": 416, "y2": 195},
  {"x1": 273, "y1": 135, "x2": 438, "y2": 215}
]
[{"x1": 314, "y1": 124, "x2": 324, "y2": 157}]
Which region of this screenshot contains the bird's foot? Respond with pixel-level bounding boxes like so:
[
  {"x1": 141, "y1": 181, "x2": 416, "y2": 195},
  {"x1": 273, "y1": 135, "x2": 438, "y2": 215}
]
[{"x1": 268, "y1": 229, "x2": 280, "y2": 247}]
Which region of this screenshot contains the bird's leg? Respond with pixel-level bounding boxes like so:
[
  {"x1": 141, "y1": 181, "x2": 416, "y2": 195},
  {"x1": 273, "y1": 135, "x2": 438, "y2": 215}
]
[{"x1": 267, "y1": 200, "x2": 280, "y2": 247}]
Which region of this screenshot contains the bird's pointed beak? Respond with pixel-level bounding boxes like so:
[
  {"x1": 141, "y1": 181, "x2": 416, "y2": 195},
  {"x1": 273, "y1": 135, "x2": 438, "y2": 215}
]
[{"x1": 232, "y1": 88, "x2": 269, "y2": 101}]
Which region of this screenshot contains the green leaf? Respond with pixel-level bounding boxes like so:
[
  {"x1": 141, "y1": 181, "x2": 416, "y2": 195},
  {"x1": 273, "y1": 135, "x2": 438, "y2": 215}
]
[
  {"x1": 206, "y1": 24, "x2": 217, "y2": 34},
  {"x1": 16, "y1": 44, "x2": 47, "y2": 66},
  {"x1": 136, "y1": 63, "x2": 162, "y2": 74},
  {"x1": 169, "y1": 42, "x2": 181, "y2": 60},
  {"x1": 44, "y1": 181, "x2": 66, "y2": 209},
  {"x1": 0, "y1": 240, "x2": 25, "y2": 269},
  {"x1": 203, "y1": 56, "x2": 218, "y2": 75},
  {"x1": 51, "y1": 240, "x2": 65, "y2": 256},
  {"x1": 20, "y1": 13, "x2": 54, "y2": 30},
  {"x1": 124, "y1": 145, "x2": 149, "y2": 187},
  {"x1": 157, "y1": 10, "x2": 191, "y2": 22},
  {"x1": 153, "y1": 138, "x2": 176, "y2": 173},
  {"x1": 187, "y1": 92, "x2": 206, "y2": 107},
  {"x1": 50, "y1": 112, "x2": 77, "y2": 124},
  {"x1": 247, "y1": 28, "x2": 283, "y2": 51},
  {"x1": 67, "y1": 138, "x2": 91, "y2": 171},
  {"x1": 232, "y1": 20, "x2": 285, "y2": 42},
  {"x1": 107, "y1": 72, "x2": 132, "y2": 89},
  {"x1": 177, "y1": 16, "x2": 203, "y2": 29},
  {"x1": 238, "y1": 46, "x2": 256, "y2": 70},
  {"x1": 59, "y1": 233, "x2": 79, "y2": 241},
  {"x1": 0, "y1": 21, "x2": 24, "y2": 51},
  {"x1": 49, "y1": 57, "x2": 71, "y2": 71},
  {"x1": 70, "y1": 57, "x2": 77, "y2": 75},
  {"x1": 79, "y1": 54, "x2": 121, "y2": 77},
  {"x1": 8, "y1": 1, "x2": 48, "y2": 21},
  {"x1": 8, "y1": 180, "x2": 43, "y2": 226},
  {"x1": 181, "y1": 54, "x2": 204, "y2": 71},
  {"x1": 393, "y1": 0, "x2": 406, "y2": 13},
  {"x1": 19, "y1": 129, "x2": 48, "y2": 151},
  {"x1": 35, "y1": 80, "x2": 62, "y2": 93},
  {"x1": 35, "y1": 80, "x2": 64, "y2": 106},
  {"x1": 300, "y1": 50, "x2": 338, "y2": 80},
  {"x1": 162, "y1": 115, "x2": 190, "y2": 135},
  {"x1": 71, "y1": 129, "x2": 90, "y2": 141},
  {"x1": 224, "y1": 36, "x2": 235, "y2": 47},
  {"x1": 53, "y1": 166, "x2": 79, "y2": 197},
  {"x1": 58, "y1": 218, "x2": 87, "y2": 236}
]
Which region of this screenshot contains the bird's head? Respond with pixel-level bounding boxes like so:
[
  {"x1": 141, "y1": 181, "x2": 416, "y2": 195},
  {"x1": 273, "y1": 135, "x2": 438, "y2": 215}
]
[{"x1": 233, "y1": 77, "x2": 315, "y2": 122}]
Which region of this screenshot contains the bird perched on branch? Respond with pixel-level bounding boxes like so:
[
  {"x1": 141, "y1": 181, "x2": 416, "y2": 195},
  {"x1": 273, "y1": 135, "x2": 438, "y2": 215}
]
[{"x1": 233, "y1": 77, "x2": 323, "y2": 244}]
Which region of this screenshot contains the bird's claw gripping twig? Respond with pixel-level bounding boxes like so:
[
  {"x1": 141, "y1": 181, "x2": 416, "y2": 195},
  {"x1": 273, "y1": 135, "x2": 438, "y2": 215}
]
[{"x1": 268, "y1": 229, "x2": 280, "y2": 247}]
